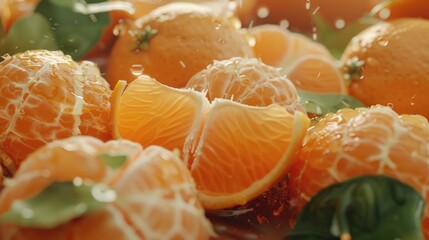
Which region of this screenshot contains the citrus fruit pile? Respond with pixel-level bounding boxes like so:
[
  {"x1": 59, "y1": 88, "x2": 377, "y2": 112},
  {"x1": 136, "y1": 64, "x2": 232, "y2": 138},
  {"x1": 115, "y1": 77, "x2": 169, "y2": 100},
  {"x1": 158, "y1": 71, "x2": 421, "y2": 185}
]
[{"x1": 1, "y1": 0, "x2": 429, "y2": 239}]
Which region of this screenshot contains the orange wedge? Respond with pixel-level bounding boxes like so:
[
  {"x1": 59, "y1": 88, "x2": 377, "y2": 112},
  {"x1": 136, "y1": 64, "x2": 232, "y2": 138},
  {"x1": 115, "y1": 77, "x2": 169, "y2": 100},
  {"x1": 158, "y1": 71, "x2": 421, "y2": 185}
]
[
  {"x1": 250, "y1": 24, "x2": 332, "y2": 68},
  {"x1": 189, "y1": 99, "x2": 309, "y2": 209},
  {"x1": 249, "y1": 24, "x2": 347, "y2": 94},
  {"x1": 112, "y1": 75, "x2": 310, "y2": 209},
  {"x1": 112, "y1": 75, "x2": 209, "y2": 151}
]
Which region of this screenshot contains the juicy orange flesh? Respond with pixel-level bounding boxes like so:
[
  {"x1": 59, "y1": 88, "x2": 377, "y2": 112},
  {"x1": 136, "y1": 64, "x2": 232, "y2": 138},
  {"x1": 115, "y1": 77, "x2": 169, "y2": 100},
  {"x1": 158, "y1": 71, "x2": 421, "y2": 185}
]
[
  {"x1": 116, "y1": 76, "x2": 209, "y2": 151},
  {"x1": 190, "y1": 101, "x2": 297, "y2": 195}
]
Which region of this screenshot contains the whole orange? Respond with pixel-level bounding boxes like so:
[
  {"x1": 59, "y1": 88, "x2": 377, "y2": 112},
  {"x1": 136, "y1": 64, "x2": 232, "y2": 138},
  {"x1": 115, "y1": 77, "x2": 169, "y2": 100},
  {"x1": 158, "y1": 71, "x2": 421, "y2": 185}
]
[
  {"x1": 0, "y1": 50, "x2": 112, "y2": 174},
  {"x1": 106, "y1": 2, "x2": 254, "y2": 88},
  {"x1": 341, "y1": 18, "x2": 429, "y2": 119}
]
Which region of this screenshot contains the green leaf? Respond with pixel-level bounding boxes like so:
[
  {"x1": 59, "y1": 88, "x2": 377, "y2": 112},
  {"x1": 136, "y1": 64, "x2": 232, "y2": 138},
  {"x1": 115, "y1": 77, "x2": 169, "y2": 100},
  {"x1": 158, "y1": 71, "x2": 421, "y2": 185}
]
[
  {"x1": 286, "y1": 175, "x2": 425, "y2": 240},
  {"x1": 0, "y1": 180, "x2": 116, "y2": 229},
  {"x1": 100, "y1": 153, "x2": 127, "y2": 169},
  {"x1": 35, "y1": 0, "x2": 110, "y2": 60},
  {"x1": 298, "y1": 90, "x2": 366, "y2": 116},
  {"x1": 0, "y1": 13, "x2": 59, "y2": 56},
  {"x1": 312, "y1": 14, "x2": 381, "y2": 59}
]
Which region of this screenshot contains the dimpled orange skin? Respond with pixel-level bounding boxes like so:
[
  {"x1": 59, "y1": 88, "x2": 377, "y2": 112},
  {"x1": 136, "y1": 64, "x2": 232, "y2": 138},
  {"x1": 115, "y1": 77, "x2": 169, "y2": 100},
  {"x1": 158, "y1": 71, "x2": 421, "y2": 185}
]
[
  {"x1": 107, "y1": 3, "x2": 254, "y2": 88},
  {"x1": 341, "y1": 18, "x2": 429, "y2": 119},
  {"x1": 0, "y1": 50, "x2": 112, "y2": 174}
]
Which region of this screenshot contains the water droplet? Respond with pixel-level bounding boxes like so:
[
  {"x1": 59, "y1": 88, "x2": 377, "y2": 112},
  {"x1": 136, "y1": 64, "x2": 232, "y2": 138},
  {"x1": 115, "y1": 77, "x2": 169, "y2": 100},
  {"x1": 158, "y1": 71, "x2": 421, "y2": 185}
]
[
  {"x1": 21, "y1": 208, "x2": 34, "y2": 219},
  {"x1": 179, "y1": 61, "x2": 186, "y2": 68},
  {"x1": 245, "y1": 33, "x2": 256, "y2": 47},
  {"x1": 312, "y1": 6, "x2": 320, "y2": 15},
  {"x1": 228, "y1": 16, "x2": 242, "y2": 29},
  {"x1": 335, "y1": 19, "x2": 346, "y2": 29},
  {"x1": 387, "y1": 103, "x2": 394, "y2": 108},
  {"x1": 92, "y1": 185, "x2": 117, "y2": 203},
  {"x1": 377, "y1": 37, "x2": 389, "y2": 46},
  {"x1": 312, "y1": 26, "x2": 318, "y2": 41},
  {"x1": 366, "y1": 57, "x2": 378, "y2": 66},
  {"x1": 378, "y1": 8, "x2": 391, "y2": 19},
  {"x1": 130, "y1": 64, "x2": 144, "y2": 76},
  {"x1": 73, "y1": 177, "x2": 83, "y2": 186},
  {"x1": 256, "y1": 7, "x2": 270, "y2": 19},
  {"x1": 305, "y1": 0, "x2": 311, "y2": 10},
  {"x1": 279, "y1": 19, "x2": 289, "y2": 29},
  {"x1": 113, "y1": 21, "x2": 126, "y2": 36}
]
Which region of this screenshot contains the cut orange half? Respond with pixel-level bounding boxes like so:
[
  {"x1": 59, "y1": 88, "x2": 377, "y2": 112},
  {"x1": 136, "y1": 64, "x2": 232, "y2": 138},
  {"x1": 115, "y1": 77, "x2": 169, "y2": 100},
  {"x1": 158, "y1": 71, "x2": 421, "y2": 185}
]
[{"x1": 112, "y1": 75, "x2": 310, "y2": 209}]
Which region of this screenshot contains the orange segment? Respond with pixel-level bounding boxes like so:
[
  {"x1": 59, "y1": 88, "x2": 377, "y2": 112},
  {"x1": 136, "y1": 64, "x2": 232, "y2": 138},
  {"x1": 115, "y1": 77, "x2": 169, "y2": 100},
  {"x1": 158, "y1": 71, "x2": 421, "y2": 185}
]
[
  {"x1": 248, "y1": 24, "x2": 347, "y2": 95},
  {"x1": 188, "y1": 100, "x2": 310, "y2": 209},
  {"x1": 286, "y1": 54, "x2": 347, "y2": 94},
  {"x1": 250, "y1": 24, "x2": 332, "y2": 69},
  {"x1": 114, "y1": 75, "x2": 209, "y2": 151}
]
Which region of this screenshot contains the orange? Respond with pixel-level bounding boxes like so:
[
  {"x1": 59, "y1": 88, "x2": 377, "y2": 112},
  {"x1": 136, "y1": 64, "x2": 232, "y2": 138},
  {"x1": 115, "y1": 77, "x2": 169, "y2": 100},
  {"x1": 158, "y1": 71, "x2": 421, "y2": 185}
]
[
  {"x1": 107, "y1": 2, "x2": 254, "y2": 88},
  {"x1": 186, "y1": 57, "x2": 304, "y2": 113},
  {"x1": 0, "y1": 50, "x2": 112, "y2": 175},
  {"x1": 0, "y1": 136, "x2": 214, "y2": 239},
  {"x1": 287, "y1": 105, "x2": 429, "y2": 238},
  {"x1": 341, "y1": 18, "x2": 429, "y2": 119},
  {"x1": 372, "y1": 0, "x2": 429, "y2": 20},
  {"x1": 250, "y1": 24, "x2": 331, "y2": 68},
  {"x1": 189, "y1": 99, "x2": 309, "y2": 209},
  {"x1": 249, "y1": 24, "x2": 346, "y2": 94},
  {"x1": 240, "y1": 0, "x2": 383, "y2": 31},
  {"x1": 113, "y1": 72, "x2": 310, "y2": 209},
  {"x1": 113, "y1": 75, "x2": 210, "y2": 151}
]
